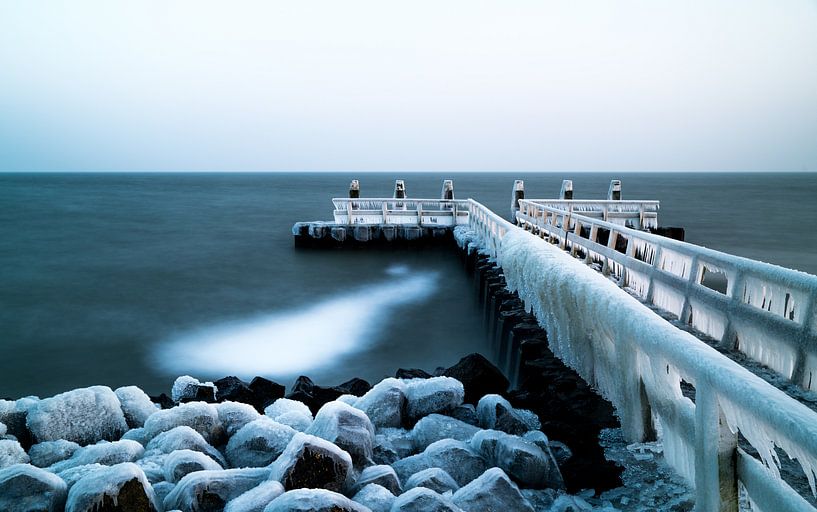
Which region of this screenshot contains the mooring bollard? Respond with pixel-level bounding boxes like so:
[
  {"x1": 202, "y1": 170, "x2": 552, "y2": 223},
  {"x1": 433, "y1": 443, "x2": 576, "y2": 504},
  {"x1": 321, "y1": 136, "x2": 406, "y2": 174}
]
[
  {"x1": 560, "y1": 179, "x2": 573, "y2": 200},
  {"x1": 393, "y1": 180, "x2": 406, "y2": 199},
  {"x1": 511, "y1": 180, "x2": 524, "y2": 221},
  {"x1": 349, "y1": 179, "x2": 360, "y2": 198},
  {"x1": 441, "y1": 179, "x2": 454, "y2": 200},
  {"x1": 608, "y1": 179, "x2": 621, "y2": 200}
]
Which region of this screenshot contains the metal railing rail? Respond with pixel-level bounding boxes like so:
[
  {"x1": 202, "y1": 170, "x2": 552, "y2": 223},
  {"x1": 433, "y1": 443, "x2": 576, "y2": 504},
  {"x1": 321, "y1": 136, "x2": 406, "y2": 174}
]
[{"x1": 331, "y1": 198, "x2": 471, "y2": 227}]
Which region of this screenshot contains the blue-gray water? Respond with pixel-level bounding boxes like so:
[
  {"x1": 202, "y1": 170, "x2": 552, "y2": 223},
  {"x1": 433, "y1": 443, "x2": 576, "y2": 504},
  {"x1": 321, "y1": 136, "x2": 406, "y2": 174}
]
[{"x1": 2, "y1": 172, "x2": 816, "y2": 398}]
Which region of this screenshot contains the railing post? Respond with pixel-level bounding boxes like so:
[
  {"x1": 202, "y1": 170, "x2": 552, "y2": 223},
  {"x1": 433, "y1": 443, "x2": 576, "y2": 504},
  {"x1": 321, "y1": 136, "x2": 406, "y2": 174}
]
[
  {"x1": 349, "y1": 179, "x2": 360, "y2": 198},
  {"x1": 511, "y1": 180, "x2": 525, "y2": 222},
  {"x1": 694, "y1": 387, "x2": 738, "y2": 512},
  {"x1": 603, "y1": 231, "x2": 619, "y2": 275}
]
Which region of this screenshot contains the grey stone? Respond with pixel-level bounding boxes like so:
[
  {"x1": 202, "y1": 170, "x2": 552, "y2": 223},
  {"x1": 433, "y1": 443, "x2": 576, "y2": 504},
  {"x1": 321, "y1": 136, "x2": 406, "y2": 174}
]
[
  {"x1": 405, "y1": 467, "x2": 459, "y2": 495},
  {"x1": 452, "y1": 467, "x2": 534, "y2": 512},
  {"x1": 0, "y1": 463, "x2": 68, "y2": 512}
]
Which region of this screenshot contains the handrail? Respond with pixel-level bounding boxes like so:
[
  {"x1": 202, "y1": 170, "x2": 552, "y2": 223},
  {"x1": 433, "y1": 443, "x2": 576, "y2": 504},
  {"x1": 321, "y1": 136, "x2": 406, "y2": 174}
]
[{"x1": 331, "y1": 198, "x2": 470, "y2": 227}]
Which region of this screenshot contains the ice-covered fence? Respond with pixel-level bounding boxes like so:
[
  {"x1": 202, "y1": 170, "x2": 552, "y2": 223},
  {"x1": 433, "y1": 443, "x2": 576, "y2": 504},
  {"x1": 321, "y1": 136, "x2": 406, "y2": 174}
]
[
  {"x1": 516, "y1": 199, "x2": 817, "y2": 393},
  {"x1": 523, "y1": 199, "x2": 660, "y2": 230},
  {"x1": 332, "y1": 198, "x2": 471, "y2": 227},
  {"x1": 463, "y1": 198, "x2": 817, "y2": 512}
]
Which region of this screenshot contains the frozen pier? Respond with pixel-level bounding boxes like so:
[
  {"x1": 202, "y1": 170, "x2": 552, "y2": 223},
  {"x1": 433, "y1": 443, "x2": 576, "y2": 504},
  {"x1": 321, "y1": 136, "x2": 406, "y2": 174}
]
[{"x1": 296, "y1": 178, "x2": 817, "y2": 511}]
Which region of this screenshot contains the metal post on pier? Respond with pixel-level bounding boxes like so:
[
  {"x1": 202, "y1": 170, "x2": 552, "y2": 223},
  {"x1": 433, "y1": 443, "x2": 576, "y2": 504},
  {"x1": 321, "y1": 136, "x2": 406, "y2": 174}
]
[
  {"x1": 349, "y1": 180, "x2": 360, "y2": 198},
  {"x1": 394, "y1": 179, "x2": 406, "y2": 209},
  {"x1": 560, "y1": 180, "x2": 573, "y2": 200},
  {"x1": 511, "y1": 180, "x2": 525, "y2": 222},
  {"x1": 441, "y1": 179, "x2": 454, "y2": 200},
  {"x1": 608, "y1": 179, "x2": 622, "y2": 200}
]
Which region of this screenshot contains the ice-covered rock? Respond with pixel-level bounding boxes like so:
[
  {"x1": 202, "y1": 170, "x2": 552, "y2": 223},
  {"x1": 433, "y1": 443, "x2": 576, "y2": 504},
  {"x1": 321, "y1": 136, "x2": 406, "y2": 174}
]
[
  {"x1": 163, "y1": 467, "x2": 270, "y2": 512},
  {"x1": 355, "y1": 464, "x2": 402, "y2": 495},
  {"x1": 50, "y1": 439, "x2": 144, "y2": 473},
  {"x1": 352, "y1": 483, "x2": 395, "y2": 512},
  {"x1": 56, "y1": 463, "x2": 106, "y2": 490},
  {"x1": 272, "y1": 410, "x2": 312, "y2": 432},
  {"x1": 164, "y1": 449, "x2": 223, "y2": 483},
  {"x1": 144, "y1": 425, "x2": 226, "y2": 467},
  {"x1": 115, "y1": 386, "x2": 158, "y2": 428},
  {"x1": 263, "y1": 488, "x2": 370, "y2": 512},
  {"x1": 0, "y1": 439, "x2": 30, "y2": 468},
  {"x1": 265, "y1": 398, "x2": 313, "y2": 423},
  {"x1": 520, "y1": 489, "x2": 558, "y2": 511},
  {"x1": 403, "y1": 377, "x2": 464, "y2": 421},
  {"x1": 214, "y1": 376, "x2": 255, "y2": 405},
  {"x1": 335, "y1": 377, "x2": 372, "y2": 397},
  {"x1": 142, "y1": 402, "x2": 223, "y2": 444},
  {"x1": 153, "y1": 481, "x2": 175, "y2": 505},
  {"x1": 336, "y1": 394, "x2": 360, "y2": 406},
  {"x1": 390, "y1": 487, "x2": 463, "y2": 512},
  {"x1": 136, "y1": 454, "x2": 167, "y2": 484},
  {"x1": 172, "y1": 375, "x2": 217, "y2": 403},
  {"x1": 410, "y1": 414, "x2": 479, "y2": 451},
  {"x1": 29, "y1": 440, "x2": 81, "y2": 468},
  {"x1": 547, "y1": 440, "x2": 573, "y2": 466},
  {"x1": 0, "y1": 463, "x2": 68, "y2": 512},
  {"x1": 218, "y1": 401, "x2": 262, "y2": 438},
  {"x1": 226, "y1": 417, "x2": 297, "y2": 468},
  {"x1": 353, "y1": 378, "x2": 406, "y2": 428},
  {"x1": 447, "y1": 404, "x2": 479, "y2": 426},
  {"x1": 225, "y1": 480, "x2": 285, "y2": 512},
  {"x1": 307, "y1": 401, "x2": 375, "y2": 468},
  {"x1": 0, "y1": 398, "x2": 36, "y2": 447},
  {"x1": 476, "y1": 394, "x2": 532, "y2": 436},
  {"x1": 424, "y1": 439, "x2": 487, "y2": 487},
  {"x1": 443, "y1": 353, "x2": 510, "y2": 405},
  {"x1": 66, "y1": 462, "x2": 159, "y2": 512},
  {"x1": 391, "y1": 453, "x2": 430, "y2": 484},
  {"x1": 404, "y1": 467, "x2": 459, "y2": 494},
  {"x1": 26, "y1": 386, "x2": 128, "y2": 445},
  {"x1": 470, "y1": 429, "x2": 562, "y2": 489},
  {"x1": 269, "y1": 432, "x2": 353, "y2": 492},
  {"x1": 0, "y1": 421, "x2": 6, "y2": 437},
  {"x1": 122, "y1": 427, "x2": 150, "y2": 445},
  {"x1": 373, "y1": 428, "x2": 413, "y2": 465},
  {"x1": 452, "y1": 467, "x2": 534, "y2": 512}
]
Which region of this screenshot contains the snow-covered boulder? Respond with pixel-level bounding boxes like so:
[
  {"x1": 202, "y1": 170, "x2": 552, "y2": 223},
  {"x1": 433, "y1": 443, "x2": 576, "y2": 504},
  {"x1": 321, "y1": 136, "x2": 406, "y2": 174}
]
[
  {"x1": 144, "y1": 425, "x2": 226, "y2": 467},
  {"x1": 29, "y1": 440, "x2": 81, "y2": 468},
  {"x1": 0, "y1": 463, "x2": 67, "y2": 512},
  {"x1": 0, "y1": 439, "x2": 30, "y2": 468},
  {"x1": 272, "y1": 410, "x2": 312, "y2": 432},
  {"x1": 115, "y1": 386, "x2": 158, "y2": 428},
  {"x1": 355, "y1": 464, "x2": 402, "y2": 495},
  {"x1": 373, "y1": 428, "x2": 413, "y2": 465},
  {"x1": 269, "y1": 432, "x2": 353, "y2": 493},
  {"x1": 0, "y1": 421, "x2": 6, "y2": 438},
  {"x1": 56, "y1": 463, "x2": 106, "y2": 490},
  {"x1": 26, "y1": 386, "x2": 128, "y2": 445},
  {"x1": 390, "y1": 487, "x2": 463, "y2": 512},
  {"x1": 163, "y1": 467, "x2": 270, "y2": 512},
  {"x1": 263, "y1": 489, "x2": 370, "y2": 512},
  {"x1": 265, "y1": 398, "x2": 312, "y2": 422},
  {"x1": 403, "y1": 377, "x2": 464, "y2": 421},
  {"x1": 171, "y1": 375, "x2": 217, "y2": 403},
  {"x1": 136, "y1": 454, "x2": 167, "y2": 484},
  {"x1": 424, "y1": 439, "x2": 487, "y2": 487},
  {"x1": 163, "y1": 449, "x2": 222, "y2": 483},
  {"x1": 353, "y1": 378, "x2": 406, "y2": 428},
  {"x1": 476, "y1": 394, "x2": 536, "y2": 436},
  {"x1": 307, "y1": 401, "x2": 375, "y2": 468},
  {"x1": 142, "y1": 401, "x2": 223, "y2": 444},
  {"x1": 352, "y1": 483, "x2": 395, "y2": 512},
  {"x1": 122, "y1": 427, "x2": 150, "y2": 445},
  {"x1": 404, "y1": 467, "x2": 459, "y2": 494},
  {"x1": 410, "y1": 414, "x2": 479, "y2": 451},
  {"x1": 226, "y1": 417, "x2": 297, "y2": 468},
  {"x1": 225, "y1": 480, "x2": 285, "y2": 512},
  {"x1": 452, "y1": 467, "x2": 534, "y2": 512},
  {"x1": 336, "y1": 394, "x2": 359, "y2": 406},
  {"x1": 50, "y1": 439, "x2": 144, "y2": 473},
  {"x1": 66, "y1": 462, "x2": 159, "y2": 512},
  {"x1": 218, "y1": 401, "x2": 262, "y2": 438},
  {"x1": 0, "y1": 398, "x2": 36, "y2": 446},
  {"x1": 470, "y1": 429, "x2": 562, "y2": 489}
]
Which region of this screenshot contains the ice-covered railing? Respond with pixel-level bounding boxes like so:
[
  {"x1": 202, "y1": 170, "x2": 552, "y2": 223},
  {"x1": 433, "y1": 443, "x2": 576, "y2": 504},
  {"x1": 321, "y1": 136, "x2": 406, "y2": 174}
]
[
  {"x1": 462, "y1": 199, "x2": 817, "y2": 511},
  {"x1": 516, "y1": 198, "x2": 817, "y2": 393},
  {"x1": 331, "y1": 198, "x2": 471, "y2": 227},
  {"x1": 524, "y1": 199, "x2": 660, "y2": 230}
]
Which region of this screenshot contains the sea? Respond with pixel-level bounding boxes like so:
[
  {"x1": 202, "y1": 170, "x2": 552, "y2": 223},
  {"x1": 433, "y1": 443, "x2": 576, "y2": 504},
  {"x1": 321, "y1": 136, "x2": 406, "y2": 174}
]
[{"x1": 2, "y1": 172, "x2": 816, "y2": 399}]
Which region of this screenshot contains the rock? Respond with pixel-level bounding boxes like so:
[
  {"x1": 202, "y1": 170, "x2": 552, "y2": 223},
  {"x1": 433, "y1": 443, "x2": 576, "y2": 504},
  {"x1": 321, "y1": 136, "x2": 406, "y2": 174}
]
[
  {"x1": 287, "y1": 376, "x2": 344, "y2": 414},
  {"x1": 443, "y1": 353, "x2": 510, "y2": 405},
  {"x1": 269, "y1": 432, "x2": 353, "y2": 493},
  {"x1": 390, "y1": 487, "x2": 463, "y2": 512},
  {"x1": 334, "y1": 378, "x2": 372, "y2": 397},
  {"x1": 29, "y1": 440, "x2": 81, "y2": 468},
  {"x1": 263, "y1": 489, "x2": 370, "y2": 512},
  {"x1": 452, "y1": 467, "x2": 534, "y2": 512},
  {"x1": 522, "y1": 430, "x2": 549, "y2": 451},
  {"x1": 548, "y1": 440, "x2": 573, "y2": 466},
  {"x1": 163, "y1": 449, "x2": 222, "y2": 483},
  {"x1": 520, "y1": 489, "x2": 558, "y2": 511},
  {"x1": 307, "y1": 401, "x2": 374, "y2": 468},
  {"x1": 0, "y1": 421, "x2": 5, "y2": 437},
  {"x1": 0, "y1": 463, "x2": 68, "y2": 512},
  {"x1": 56, "y1": 463, "x2": 106, "y2": 490},
  {"x1": 226, "y1": 417, "x2": 297, "y2": 468},
  {"x1": 424, "y1": 439, "x2": 487, "y2": 487},
  {"x1": 149, "y1": 393, "x2": 175, "y2": 410},
  {"x1": 476, "y1": 394, "x2": 531, "y2": 436},
  {"x1": 271, "y1": 410, "x2": 312, "y2": 432},
  {"x1": 218, "y1": 401, "x2": 262, "y2": 437},
  {"x1": 66, "y1": 462, "x2": 159, "y2": 512},
  {"x1": 50, "y1": 440, "x2": 144, "y2": 473},
  {"x1": 372, "y1": 428, "x2": 413, "y2": 465},
  {"x1": 403, "y1": 377, "x2": 464, "y2": 421},
  {"x1": 395, "y1": 368, "x2": 433, "y2": 379},
  {"x1": 115, "y1": 386, "x2": 158, "y2": 428},
  {"x1": 225, "y1": 480, "x2": 285, "y2": 512},
  {"x1": 171, "y1": 376, "x2": 217, "y2": 403},
  {"x1": 152, "y1": 481, "x2": 175, "y2": 505},
  {"x1": 354, "y1": 378, "x2": 406, "y2": 429},
  {"x1": 355, "y1": 464, "x2": 402, "y2": 495},
  {"x1": 214, "y1": 376, "x2": 255, "y2": 405},
  {"x1": 390, "y1": 453, "x2": 430, "y2": 484},
  {"x1": 144, "y1": 426, "x2": 226, "y2": 467},
  {"x1": 410, "y1": 414, "x2": 479, "y2": 452},
  {"x1": 336, "y1": 395, "x2": 359, "y2": 406},
  {"x1": 352, "y1": 483, "x2": 395, "y2": 512},
  {"x1": 447, "y1": 405, "x2": 479, "y2": 426},
  {"x1": 142, "y1": 402, "x2": 223, "y2": 445},
  {"x1": 163, "y1": 467, "x2": 270, "y2": 512},
  {"x1": 264, "y1": 398, "x2": 313, "y2": 433},
  {"x1": 26, "y1": 386, "x2": 128, "y2": 446},
  {"x1": 121, "y1": 428, "x2": 149, "y2": 445},
  {"x1": 404, "y1": 467, "x2": 459, "y2": 494},
  {"x1": 249, "y1": 377, "x2": 286, "y2": 411},
  {"x1": 0, "y1": 439, "x2": 30, "y2": 468},
  {"x1": 0, "y1": 399, "x2": 35, "y2": 449},
  {"x1": 470, "y1": 430, "x2": 563, "y2": 489}
]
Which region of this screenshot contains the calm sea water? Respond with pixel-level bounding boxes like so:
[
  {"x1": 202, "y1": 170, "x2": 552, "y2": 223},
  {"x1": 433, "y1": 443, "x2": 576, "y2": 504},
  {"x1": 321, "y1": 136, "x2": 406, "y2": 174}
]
[{"x1": 2, "y1": 172, "x2": 816, "y2": 398}]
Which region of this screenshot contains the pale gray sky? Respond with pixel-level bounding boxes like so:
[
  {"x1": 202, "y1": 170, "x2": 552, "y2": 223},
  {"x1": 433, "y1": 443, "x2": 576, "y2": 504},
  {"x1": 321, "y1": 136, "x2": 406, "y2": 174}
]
[{"x1": 1, "y1": 0, "x2": 816, "y2": 171}]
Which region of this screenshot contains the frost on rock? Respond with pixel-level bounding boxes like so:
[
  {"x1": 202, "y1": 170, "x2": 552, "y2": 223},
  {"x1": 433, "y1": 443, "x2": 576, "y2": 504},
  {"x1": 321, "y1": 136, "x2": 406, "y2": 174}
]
[
  {"x1": 163, "y1": 467, "x2": 271, "y2": 512},
  {"x1": 263, "y1": 488, "x2": 371, "y2": 512},
  {"x1": 424, "y1": 439, "x2": 487, "y2": 487},
  {"x1": 272, "y1": 410, "x2": 313, "y2": 432},
  {"x1": 122, "y1": 427, "x2": 150, "y2": 445},
  {"x1": 390, "y1": 487, "x2": 463, "y2": 512},
  {"x1": 353, "y1": 378, "x2": 406, "y2": 428},
  {"x1": 410, "y1": 414, "x2": 479, "y2": 452},
  {"x1": 225, "y1": 480, "x2": 285, "y2": 512},
  {"x1": 269, "y1": 432, "x2": 353, "y2": 493},
  {"x1": 218, "y1": 401, "x2": 262, "y2": 438},
  {"x1": 66, "y1": 462, "x2": 159, "y2": 512},
  {"x1": 470, "y1": 429, "x2": 562, "y2": 489},
  {"x1": 452, "y1": 467, "x2": 534, "y2": 512},
  {"x1": 226, "y1": 417, "x2": 297, "y2": 468},
  {"x1": 352, "y1": 483, "x2": 395, "y2": 512},
  {"x1": 26, "y1": 386, "x2": 128, "y2": 445},
  {"x1": 265, "y1": 398, "x2": 313, "y2": 422},
  {"x1": 163, "y1": 449, "x2": 223, "y2": 483},
  {"x1": 373, "y1": 428, "x2": 413, "y2": 465},
  {"x1": 56, "y1": 463, "x2": 106, "y2": 490},
  {"x1": 144, "y1": 425, "x2": 226, "y2": 467},
  {"x1": 115, "y1": 386, "x2": 158, "y2": 428},
  {"x1": 405, "y1": 467, "x2": 460, "y2": 495},
  {"x1": 336, "y1": 394, "x2": 359, "y2": 406},
  {"x1": 355, "y1": 464, "x2": 402, "y2": 495},
  {"x1": 152, "y1": 481, "x2": 175, "y2": 506},
  {"x1": 307, "y1": 401, "x2": 375, "y2": 468},
  {"x1": 476, "y1": 394, "x2": 535, "y2": 436},
  {"x1": 0, "y1": 421, "x2": 5, "y2": 438},
  {"x1": 0, "y1": 463, "x2": 68, "y2": 512},
  {"x1": 0, "y1": 439, "x2": 30, "y2": 468},
  {"x1": 142, "y1": 401, "x2": 223, "y2": 445},
  {"x1": 0, "y1": 398, "x2": 38, "y2": 444},
  {"x1": 403, "y1": 377, "x2": 464, "y2": 421},
  {"x1": 171, "y1": 375, "x2": 217, "y2": 403},
  {"x1": 391, "y1": 453, "x2": 430, "y2": 485},
  {"x1": 29, "y1": 439, "x2": 81, "y2": 468},
  {"x1": 50, "y1": 439, "x2": 145, "y2": 473},
  {"x1": 136, "y1": 454, "x2": 167, "y2": 484}
]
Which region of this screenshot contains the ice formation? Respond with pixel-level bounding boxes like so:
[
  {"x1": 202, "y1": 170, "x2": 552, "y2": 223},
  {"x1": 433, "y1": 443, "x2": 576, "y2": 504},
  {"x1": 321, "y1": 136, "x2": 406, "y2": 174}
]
[
  {"x1": 142, "y1": 401, "x2": 223, "y2": 444},
  {"x1": 171, "y1": 375, "x2": 217, "y2": 403},
  {"x1": 403, "y1": 377, "x2": 464, "y2": 420},
  {"x1": 163, "y1": 449, "x2": 222, "y2": 483},
  {"x1": 163, "y1": 467, "x2": 271, "y2": 511},
  {"x1": 65, "y1": 462, "x2": 158, "y2": 512},
  {"x1": 26, "y1": 386, "x2": 128, "y2": 445},
  {"x1": 226, "y1": 417, "x2": 297, "y2": 467},
  {"x1": 114, "y1": 386, "x2": 158, "y2": 428},
  {"x1": 218, "y1": 401, "x2": 262, "y2": 437},
  {"x1": 225, "y1": 480, "x2": 285, "y2": 512}
]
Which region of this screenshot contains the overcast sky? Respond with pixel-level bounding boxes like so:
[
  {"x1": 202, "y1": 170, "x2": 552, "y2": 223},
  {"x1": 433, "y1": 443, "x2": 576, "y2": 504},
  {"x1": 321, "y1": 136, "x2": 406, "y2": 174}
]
[{"x1": 1, "y1": 1, "x2": 816, "y2": 171}]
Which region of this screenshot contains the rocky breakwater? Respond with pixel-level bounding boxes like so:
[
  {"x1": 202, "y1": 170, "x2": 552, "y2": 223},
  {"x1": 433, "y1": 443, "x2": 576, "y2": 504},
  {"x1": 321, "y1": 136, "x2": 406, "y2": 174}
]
[{"x1": 0, "y1": 354, "x2": 621, "y2": 512}]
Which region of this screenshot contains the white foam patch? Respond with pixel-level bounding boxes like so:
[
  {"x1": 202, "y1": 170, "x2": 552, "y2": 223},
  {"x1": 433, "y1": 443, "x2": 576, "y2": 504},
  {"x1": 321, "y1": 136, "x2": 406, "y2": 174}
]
[{"x1": 155, "y1": 270, "x2": 438, "y2": 376}]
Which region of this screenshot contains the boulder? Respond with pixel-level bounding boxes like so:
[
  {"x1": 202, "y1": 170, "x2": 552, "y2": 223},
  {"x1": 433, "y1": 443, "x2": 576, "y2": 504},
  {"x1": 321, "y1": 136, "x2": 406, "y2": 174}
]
[
  {"x1": 403, "y1": 377, "x2": 464, "y2": 421},
  {"x1": 334, "y1": 378, "x2": 372, "y2": 397},
  {"x1": 163, "y1": 467, "x2": 270, "y2": 512},
  {"x1": 29, "y1": 440, "x2": 81, "y2": 468},
  {"x1": 122, "y1": 428, "x2": 149, "y2": 445},
  {"x1": 390, "y1": 454, "x2": 430, "y2": 485},
  {"x1": 226, "y1": 417, "x2": 297, "y2": 468},
  {"x1": 172, "y1": 376, "x2": 218, "y2": 403},
  {"x1": 390, "y1": 487, "x2": 463, "y2": 512},
  {"x1": 286, "y1": 376, "x2": 344, "y2": 414},
  {"x1": 115, "y1": 386, "x2": 158, "y2": 428},
  {"x1": 404, "y1": 467, "x2": 459, "y2": 494},
  {"x1": 271, "y1": 410, "x2": 312, "y2": 432},
  {"x1": 224, "y1": 480, "x2": 285, "y2": 512},
  {"x1": 269, "y1": 432, "x2": 353, "y2": 493},
  {"x1": 214, "y1": 377, "x2": 255, "y2": 405},
  {"x1": 452, "y1": 467, "x2": 534, "y2": 512},
  {"x1": 0, "y1": 439, "x2": 30, "y2": 468},
  {"x1": 263, "y1": 489, "x2": 370, "y2": 512},
  {"x1": 56, "y1": 463, "x2": 107, "y2": 490},
  {"x1": 355, "y1": 464, "x2": 402, "y2": 495},
  {"x1": 0, "y1": 398, "x2": 36, "y2": 449},
  {"x1": 336, "y1": 395, "x2": 359, "y2": 406},
  {"x1": 66, "y1": 462, "x2": 159, "y2": 512},
  {"x1": 470, "y1": 430, "x2": 562, "y2": 489},
  {"x1": 152, "y1": 481, "x2": 175, "y2": 505},
  {"x1": 144, "y1": 426, "x2": 226, "y2": 467},
  {"x1": 0, "y1": 463, "x2": 68, "y2": 512},
  {"x1": 26, "y1": 386, "x2": 128, "y2": 445},
  {"x1": 372, "y1": 428, "x2": 413, "y2": 465},
  {"x1": 264, "y1": 398, "x2": 313, "y2": 432},
  {"x1": 352, "y1": 483, "x2": 395, "y2": 512},
  {"x1": 395, "y1": 368, "x2": 433, "y2": 379},
  {"x1": 447, "y1": 405, "x2": 479, "y2": 426},
  {"x1": 217, "y1": 401, "x2": 262, "y2": 438},
  {"x1": 149, "y1": 393, "x2": 175, "y2": 410},
  {"x1": 50, "y1": 440, "x2": 144, "y2": 473},
  {"x1": 410, "y1": 414, "x2": 479, "y2": 451},
  {"x1": 163, "y1": 449, "x2": 222, "y2": 484},
  {"x1": 476, "y1": 395, "x2": 532, "y2": 436},
  {"x1": 424, "y1": 439, "x2": 487, "y2": 487},
  {"x1": 0, "y1": 421, "x2": 5, "y2": 437},
  {"x1": 307, "y1": 401, "x2": 374, "y2": 468},
  {"x1": 142, "y1": 402, "x2": 223, "y2": 445},
  {"x1": 354, "y1": 378, "x2": 406, "y2": 429},
  {"x1": 248, "y1": 377, "x2": 286, "y2": 411},
  {"x1": 443, "y1": 353, "x2": 509, "y2": 404}
]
